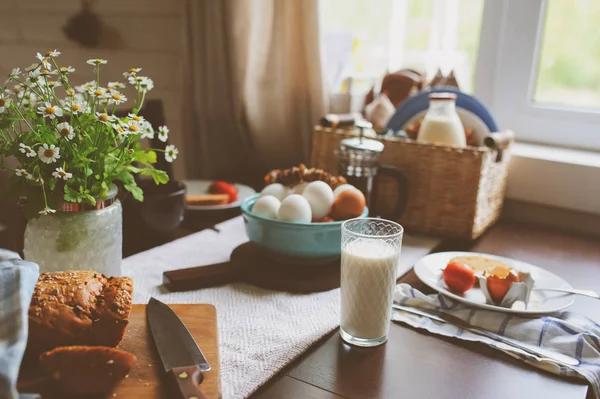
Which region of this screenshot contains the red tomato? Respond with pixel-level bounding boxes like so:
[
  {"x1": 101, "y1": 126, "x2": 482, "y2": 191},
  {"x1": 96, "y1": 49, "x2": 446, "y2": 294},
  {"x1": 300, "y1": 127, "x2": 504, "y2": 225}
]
[
  {"x1": 209, "y1": 181, "x2": 238, "y2": 203},
  {"x1": 442, "y1": 261, "x2": 476, "y2": 294}
]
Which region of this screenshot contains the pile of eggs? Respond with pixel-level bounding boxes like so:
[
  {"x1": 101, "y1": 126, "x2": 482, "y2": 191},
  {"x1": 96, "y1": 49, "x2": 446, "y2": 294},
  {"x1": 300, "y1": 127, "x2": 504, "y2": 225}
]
[{"x1": 253, "y1": 181, "x2": 366, "y2": 223}]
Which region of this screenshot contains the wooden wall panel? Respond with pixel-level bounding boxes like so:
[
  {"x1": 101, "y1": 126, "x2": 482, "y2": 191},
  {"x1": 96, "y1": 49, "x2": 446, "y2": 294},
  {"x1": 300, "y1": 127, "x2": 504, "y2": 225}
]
[{"x1": 0, "y1": 0, "x2": 187, "y2": 178}]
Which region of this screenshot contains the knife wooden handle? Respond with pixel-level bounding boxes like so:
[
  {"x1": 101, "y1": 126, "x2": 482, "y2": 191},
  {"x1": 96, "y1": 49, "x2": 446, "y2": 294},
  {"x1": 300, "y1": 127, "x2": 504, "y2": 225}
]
[
  {"x1": 163, "y1": 260, "x2": 244, "y2": 291},
  {"x1": 168, "y1": 365, "x2": 208, "y2": 399}
]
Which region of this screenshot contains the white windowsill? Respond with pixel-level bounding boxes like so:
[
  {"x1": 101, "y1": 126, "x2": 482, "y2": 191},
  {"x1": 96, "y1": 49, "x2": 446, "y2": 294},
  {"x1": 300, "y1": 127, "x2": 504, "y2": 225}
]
[{"x1": 506, "y1": 142, "x2": 600, "y2": 215}]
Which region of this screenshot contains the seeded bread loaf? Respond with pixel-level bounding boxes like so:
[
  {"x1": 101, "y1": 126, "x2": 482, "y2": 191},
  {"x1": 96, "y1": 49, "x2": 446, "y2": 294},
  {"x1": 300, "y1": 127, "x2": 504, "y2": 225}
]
[
  {"x1": 27, "y1": 271, "x2": 133, "y2": 355},
  {"x1": 39, "y1": 345, "x2": 136, "y2": 395}
]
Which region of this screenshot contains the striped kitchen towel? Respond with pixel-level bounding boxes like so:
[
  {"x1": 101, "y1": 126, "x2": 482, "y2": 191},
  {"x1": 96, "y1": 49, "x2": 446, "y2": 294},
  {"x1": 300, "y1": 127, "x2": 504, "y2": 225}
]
[
  {"x1": 393, "y1": 283, "x2": 600, "y2": 398},
  {"x1": 0, "y1": 250, "x2": 39, "y2": 399}
]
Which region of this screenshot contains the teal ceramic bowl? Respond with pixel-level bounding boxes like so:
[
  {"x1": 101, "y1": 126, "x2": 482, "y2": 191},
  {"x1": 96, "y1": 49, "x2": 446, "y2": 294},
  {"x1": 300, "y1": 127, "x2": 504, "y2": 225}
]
[{"x1": 241, "y1": 194, "x2": 368, "y2": 262}]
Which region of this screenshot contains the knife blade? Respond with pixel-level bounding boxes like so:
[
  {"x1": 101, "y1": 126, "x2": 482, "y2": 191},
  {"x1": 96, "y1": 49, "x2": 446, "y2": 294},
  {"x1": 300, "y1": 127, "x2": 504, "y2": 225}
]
[
  {"x1": 147, "y1": 297, "x2": 211, "y2": 399},
  {"x1": 392, "y1": 304, "x2": 579, "y2": 367}
]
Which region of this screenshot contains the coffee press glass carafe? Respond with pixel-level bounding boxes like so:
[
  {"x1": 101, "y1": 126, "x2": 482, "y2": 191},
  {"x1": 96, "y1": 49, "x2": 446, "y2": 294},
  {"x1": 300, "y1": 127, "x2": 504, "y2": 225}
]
[{"x1": 337, "y1": 120, "x2": 407, "y2": 218}]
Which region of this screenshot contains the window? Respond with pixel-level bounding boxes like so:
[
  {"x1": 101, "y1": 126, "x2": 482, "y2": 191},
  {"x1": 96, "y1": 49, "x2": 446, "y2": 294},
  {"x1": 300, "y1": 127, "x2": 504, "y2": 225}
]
[
  {"x1": 320, "y1": 0, "x2": 484, "y2": 93},
  {"x1": 533, "y1": 0, "x2": 600, "y2": 109},
  {"x1": 320, "y1": 0, "x2": 600, "y2": 151}
]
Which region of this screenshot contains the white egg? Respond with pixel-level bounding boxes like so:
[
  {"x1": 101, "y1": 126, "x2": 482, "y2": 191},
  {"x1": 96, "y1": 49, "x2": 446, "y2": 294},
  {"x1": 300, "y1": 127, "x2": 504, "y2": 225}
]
[
  {"x1": 252, "y1": 195, "x2": 281, "y2": 220},
  {"x1": 302, "y1": 181, "x2": 334, "y2": 219},
  {"x1": 278, "y1": 194, "x2": 312, "y2": 223},
  {"x1": 261, "y1": 183, "x2": 288, "y2": 201},
  {"x1": 333, "y1": 184, "x2": 356, "y2": 198},
  {"x1": 291, "y1": 182, "x2": 308, "y2": 195}
]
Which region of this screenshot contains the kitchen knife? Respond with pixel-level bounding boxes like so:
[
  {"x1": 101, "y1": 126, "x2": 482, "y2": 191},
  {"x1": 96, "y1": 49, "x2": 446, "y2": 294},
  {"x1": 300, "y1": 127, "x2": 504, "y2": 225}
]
[{"x1": 147, "y1": 297, "x2": 211, "y2": 399}]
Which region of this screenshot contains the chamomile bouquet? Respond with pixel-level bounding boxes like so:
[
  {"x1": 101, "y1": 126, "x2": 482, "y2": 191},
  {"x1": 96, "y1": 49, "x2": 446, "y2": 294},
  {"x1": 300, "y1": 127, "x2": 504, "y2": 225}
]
[{"x1": 0, "y1": 50, "x2": 177, "y2": 217}]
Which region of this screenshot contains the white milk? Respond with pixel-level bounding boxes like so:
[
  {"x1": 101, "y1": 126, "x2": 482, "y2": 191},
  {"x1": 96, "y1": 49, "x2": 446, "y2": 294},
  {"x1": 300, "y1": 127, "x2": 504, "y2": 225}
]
[
  {"x1": 417, "y1": 115, "x2": 466, "y2": 147},
  {"x1": 340, "y1": 239, "x2": 399, "y2": 340}
]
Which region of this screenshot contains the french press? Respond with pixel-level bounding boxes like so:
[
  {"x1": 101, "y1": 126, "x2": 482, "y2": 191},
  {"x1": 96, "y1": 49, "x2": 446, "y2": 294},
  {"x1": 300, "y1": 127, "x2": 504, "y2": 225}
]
[{"x1": 337, "y1": 120, "x2": 408, "y2": 219}]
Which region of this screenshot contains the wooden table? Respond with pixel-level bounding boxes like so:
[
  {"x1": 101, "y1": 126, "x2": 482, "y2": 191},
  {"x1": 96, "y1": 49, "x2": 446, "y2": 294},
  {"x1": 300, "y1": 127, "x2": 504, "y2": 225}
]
[
  {"x1": 248, "y1": 220, "x2": 600, "y2": 399},
  {"x1": 4, "y1": 208, "x2": 598, "y2": 398}
]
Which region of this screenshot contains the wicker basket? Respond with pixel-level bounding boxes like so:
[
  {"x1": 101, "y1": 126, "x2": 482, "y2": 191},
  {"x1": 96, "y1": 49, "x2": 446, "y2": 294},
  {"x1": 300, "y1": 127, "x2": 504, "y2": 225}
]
[{"x1": 310, "y1": 126, "x2": 512, "y2": 239}]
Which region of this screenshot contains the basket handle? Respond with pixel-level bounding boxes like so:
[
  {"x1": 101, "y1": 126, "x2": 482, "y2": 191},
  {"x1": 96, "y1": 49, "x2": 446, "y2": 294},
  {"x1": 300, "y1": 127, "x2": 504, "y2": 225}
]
[{"x1": 373, "y1": 165, "x2": 408, "y2": 219}]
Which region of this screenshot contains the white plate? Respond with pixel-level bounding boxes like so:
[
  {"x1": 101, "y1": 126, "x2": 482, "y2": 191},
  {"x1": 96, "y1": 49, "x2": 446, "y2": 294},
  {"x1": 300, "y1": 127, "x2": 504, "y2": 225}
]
[
  {"x1": 402, "y1": 108, "x2": 491, "y2": 146},
  {"x1": 413, "y1": 251, "x2": 575, "y2": 315},
  {"x1": 183, "y1": 180, "x2": 256, "y2": 211}
]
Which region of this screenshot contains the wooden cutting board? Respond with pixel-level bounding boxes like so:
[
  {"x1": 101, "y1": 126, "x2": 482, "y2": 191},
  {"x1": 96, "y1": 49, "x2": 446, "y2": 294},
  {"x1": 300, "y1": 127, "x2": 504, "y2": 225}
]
[{"x1": 18, "y1": 304, "x2": 222, "y2": 399}]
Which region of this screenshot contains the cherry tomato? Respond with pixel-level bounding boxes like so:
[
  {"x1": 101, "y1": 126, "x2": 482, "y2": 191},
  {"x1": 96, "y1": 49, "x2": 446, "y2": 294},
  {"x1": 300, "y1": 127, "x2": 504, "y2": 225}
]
[
  {"x1": 442, "y1": 261, "x2": 476, "y2": 294},
  {"x1": 209, "y1": 181, "x2": 238, "y2": 203}
]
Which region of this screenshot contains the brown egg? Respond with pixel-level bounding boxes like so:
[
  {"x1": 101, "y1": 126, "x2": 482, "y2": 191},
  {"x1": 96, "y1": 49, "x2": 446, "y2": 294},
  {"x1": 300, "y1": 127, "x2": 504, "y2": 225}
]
[
  {"x1": 485, "y1": 266, "x2": 520, "y2": 303},
  {"x1": 330, "y1": 188, "x2": 366, "y2": 220}
]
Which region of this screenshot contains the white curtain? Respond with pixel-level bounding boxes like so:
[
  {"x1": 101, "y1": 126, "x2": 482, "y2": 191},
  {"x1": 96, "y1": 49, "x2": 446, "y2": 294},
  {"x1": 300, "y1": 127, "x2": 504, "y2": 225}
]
[{"x1": 183, "y1": 0, "x2": 327, "y2": 179}]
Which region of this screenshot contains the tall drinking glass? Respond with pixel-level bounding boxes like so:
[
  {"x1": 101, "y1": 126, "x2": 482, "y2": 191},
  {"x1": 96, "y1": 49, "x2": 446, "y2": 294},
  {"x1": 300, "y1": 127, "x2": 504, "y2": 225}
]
[{"x1": 340, "y1": 218, "x2": 403, "y2": 347}]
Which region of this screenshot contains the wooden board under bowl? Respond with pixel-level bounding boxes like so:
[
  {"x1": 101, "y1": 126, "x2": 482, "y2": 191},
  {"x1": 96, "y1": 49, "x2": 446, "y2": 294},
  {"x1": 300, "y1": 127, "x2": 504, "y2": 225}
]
[{"x1": 18, "y1": 304, "x2": 222, "y2": 399}]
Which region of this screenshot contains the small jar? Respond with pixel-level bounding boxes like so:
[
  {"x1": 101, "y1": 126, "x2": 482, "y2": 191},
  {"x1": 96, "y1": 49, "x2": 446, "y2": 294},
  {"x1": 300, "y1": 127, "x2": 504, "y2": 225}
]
[{"x1": 417, "y1": 92, "x2": 466, "y2": 147}]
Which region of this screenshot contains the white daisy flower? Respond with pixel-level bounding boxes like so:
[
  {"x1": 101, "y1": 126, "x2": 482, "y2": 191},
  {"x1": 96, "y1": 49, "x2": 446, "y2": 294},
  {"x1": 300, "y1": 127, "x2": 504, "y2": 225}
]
[
  {"x1": 37, "y1": 102, "x2": 63, "y2": 119},
  {"x1": 127, "y1": 75, "x2": 142, "y2": 86},
  {"x1": 87, "y1": 58, "x2": 108, "y2": 66},
  {"x1": 164, "y1": 145, "x2": 178, "y2": 163},
  {"x1": 113, "y1": 122, "x2": 127, "y2": 136},
  {"x1": 38, "y1": 144, "x2": 61, "y2": 164},
  {"x1": 39, "y1": 208, "x2": 56, "y2": 215},
  {"x1": 26, "y1": 70, "x2": 42, "y2": 86},
  {"x1": 62, "y1": 96, "x2": 86, "y2": 114},
  {"x1": 55, "y1": 122, "x2": 76, "y2": 140},
  {"x1": 122, "y1": 68, "x2": 141, "y2": 78},
  {"x1": 46, "y1": 80, "x2": 61, "y2": 89},
  {"x1": 44, "y1": 49, "x2": 61, "y2": 58},
  {"x1": 157, "y1": 125, "x2": 169, "y2": 142},
  {"x1": 15, "y1": 168, "x2": 33, "y2": 179},
  {"x1": 127, "y1": 113, "x2": 145, "y2": 123},
  {"x1": 96, "y1": 112, "x2": 117, "y2": 125},
  {"x1": 128, "y1": 76, "x2": 154, "y2": 93},
  {"x1": 108, "y1": 81, "x2": 126, "y2": 90},
  {"x1": 124, "y1": 120, "x2": 141, "y2": 134},
  {"x1": 8, "y1": 67, "x2": 20, "y2": 81},
  {"x1": 36, "y1": 53, "x2": 52, "y2": 69},
  {"x1": 141, "y1": 78, "x2": 154, "y2": 93},
  {"x1": 52, "y1": 167, "x2": 72, "y2": 181},
  {"x1": 87, "y1": 86, "x2": 106, "y2": 98},
  {"x1": 140, "y1": 120, "x2": 154, "y2": 139},
  {"x1": 0, "y1": 94, "x2": 10, "y2": 113},
  {"x1": 106, "y1": 91, "x2": 127, "y2": 105},
  {"x1": 10, "y1": 85, "x2": 22, "y2": 95},
  {"x1": 39, "y1": 69, "x2": 58, "y2": 76},
  {"x1": 75, "y1": 80, "x2": 96, "y2": 93},
  {"x1": 59, "y1": 65, "x2": 75, "y2": 74},
  {"x1": 24, "y1": 63, "x2": 39, "y2": 72},
  {"x1": 65, "y1": 88, "x2": 75, "y2": 96},
  {"x1": 19, "y1": 143, "x2": 36, "y2": 157}
]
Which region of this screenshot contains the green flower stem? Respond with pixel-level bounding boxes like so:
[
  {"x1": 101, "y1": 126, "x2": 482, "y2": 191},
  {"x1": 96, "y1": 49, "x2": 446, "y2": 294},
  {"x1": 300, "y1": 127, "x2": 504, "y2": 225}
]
[
  {"x1": 135, "y1": 81, "x2": 141, "y2": 111},
  {"x1": 9, "y1": 103, "x2": 40, "y2": 138},
  {"x1": 13, "y1": 78, "x2": 43, "y2": 99},
  {"x1": 43, "y1": 76, "x2": 62, "y2": 106},
  {"x1": 139, "y1": 90, "x2": 147, "y2": 111}
]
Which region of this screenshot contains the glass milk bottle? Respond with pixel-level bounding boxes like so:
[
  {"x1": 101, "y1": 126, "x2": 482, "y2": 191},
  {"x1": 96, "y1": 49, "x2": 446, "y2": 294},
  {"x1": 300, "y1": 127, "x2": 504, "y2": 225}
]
[{"x1": 417, "y1": 92, "x2": 466, "y2": 147}]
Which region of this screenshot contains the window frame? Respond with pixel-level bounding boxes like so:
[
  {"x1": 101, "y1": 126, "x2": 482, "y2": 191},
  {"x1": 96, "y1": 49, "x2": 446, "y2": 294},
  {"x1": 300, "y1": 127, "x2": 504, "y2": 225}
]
[{"x1": 475, "y1": 0, "x2": 600, "y2": 151}]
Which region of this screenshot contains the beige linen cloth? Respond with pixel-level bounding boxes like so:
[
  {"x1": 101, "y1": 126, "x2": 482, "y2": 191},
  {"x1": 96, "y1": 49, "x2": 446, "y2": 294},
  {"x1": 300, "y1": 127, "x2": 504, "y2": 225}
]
[{"x1": 122, "y1": 216, "x2": 441, "y2": 399}]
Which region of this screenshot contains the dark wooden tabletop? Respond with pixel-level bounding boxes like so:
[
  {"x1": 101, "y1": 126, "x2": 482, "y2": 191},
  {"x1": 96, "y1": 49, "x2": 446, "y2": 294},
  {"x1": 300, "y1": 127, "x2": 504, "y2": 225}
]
[
  {"x1": 249, "y1": 220, "x2": 599, "y2": 399},
  {"x1": 3, "y1": 206, "x2": 598, "y2": 399}
]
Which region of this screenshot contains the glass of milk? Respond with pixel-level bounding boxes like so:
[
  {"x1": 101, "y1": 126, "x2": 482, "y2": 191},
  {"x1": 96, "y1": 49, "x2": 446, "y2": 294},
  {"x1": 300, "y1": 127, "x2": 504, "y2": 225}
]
[{"x1": 340, "y1": 218, "x2": 403, "y2": 347}]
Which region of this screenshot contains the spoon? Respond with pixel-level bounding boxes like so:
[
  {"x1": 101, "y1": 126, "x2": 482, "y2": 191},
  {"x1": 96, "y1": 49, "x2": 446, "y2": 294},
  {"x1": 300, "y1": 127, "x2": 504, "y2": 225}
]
[{"x1": 533, "y1": 287, "x2": 599, "y2": 299}]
